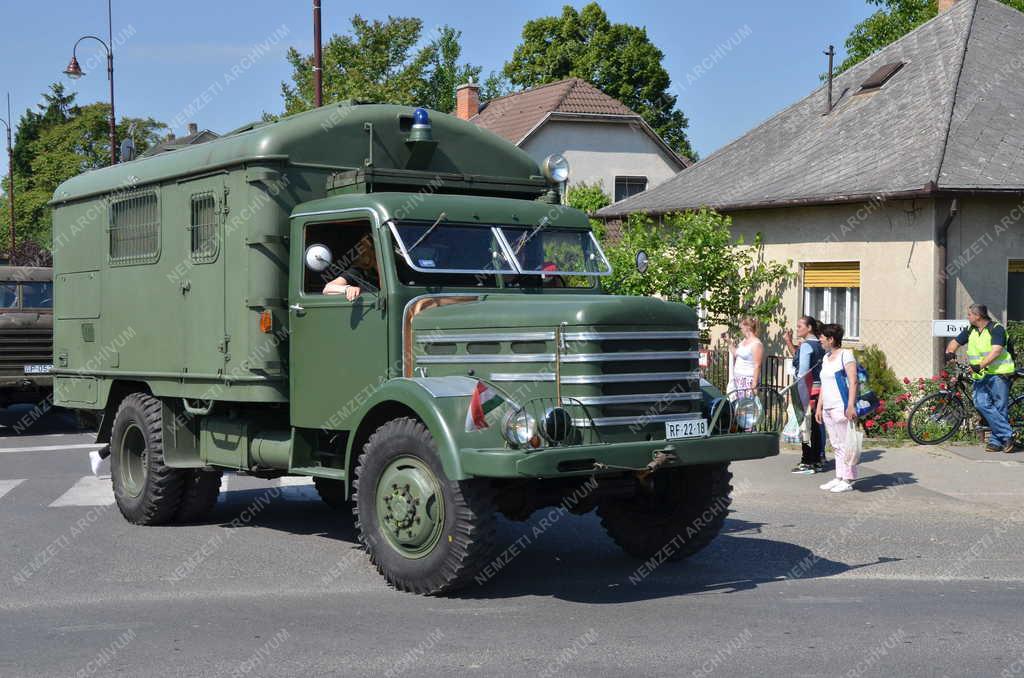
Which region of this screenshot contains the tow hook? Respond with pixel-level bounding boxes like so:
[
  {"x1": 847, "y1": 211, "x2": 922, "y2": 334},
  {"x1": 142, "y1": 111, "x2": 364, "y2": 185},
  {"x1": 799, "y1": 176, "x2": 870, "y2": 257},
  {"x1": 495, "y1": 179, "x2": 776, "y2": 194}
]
[{"x1": 590, "y1": 446, "x2": 678, "y2": 477}]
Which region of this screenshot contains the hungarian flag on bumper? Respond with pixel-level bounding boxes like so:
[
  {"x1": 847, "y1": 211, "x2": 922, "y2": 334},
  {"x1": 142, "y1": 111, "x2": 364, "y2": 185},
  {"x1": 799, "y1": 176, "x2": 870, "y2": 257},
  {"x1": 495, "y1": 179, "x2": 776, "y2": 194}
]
[{"x1": 465, "y1": 381, "x2": 504, "y2": 431}]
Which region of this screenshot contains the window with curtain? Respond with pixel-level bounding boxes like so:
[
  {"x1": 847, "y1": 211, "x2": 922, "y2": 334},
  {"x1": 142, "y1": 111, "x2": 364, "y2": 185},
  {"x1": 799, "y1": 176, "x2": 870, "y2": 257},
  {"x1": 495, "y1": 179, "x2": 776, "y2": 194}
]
[
  {"x1": 1009, "y1": 261, "x2": 1024, "y2": 322},
  {"x1": 803, "y1": 262, "x2": 860, "y2": 338}
]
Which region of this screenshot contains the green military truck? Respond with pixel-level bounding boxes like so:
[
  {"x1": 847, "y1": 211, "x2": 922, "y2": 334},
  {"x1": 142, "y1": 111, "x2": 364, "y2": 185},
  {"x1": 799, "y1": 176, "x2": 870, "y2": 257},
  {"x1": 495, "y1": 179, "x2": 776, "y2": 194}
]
[
  {"x1": 51, "y1": 103, "x2": 778, "y2": 594},
  {"x1": 0, "y1": 266, "x2": 54, "y2": 408}
]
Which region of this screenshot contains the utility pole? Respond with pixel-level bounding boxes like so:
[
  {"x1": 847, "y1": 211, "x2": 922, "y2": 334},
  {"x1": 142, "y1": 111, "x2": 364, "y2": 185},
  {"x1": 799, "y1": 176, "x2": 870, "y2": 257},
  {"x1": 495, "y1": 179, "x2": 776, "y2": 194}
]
[
  {"x1": 1, "y1": 93, "x2": 14, "y2": 263},
  {"x1": 313, "y1": 0, "x2": 323, "y2": 107}
]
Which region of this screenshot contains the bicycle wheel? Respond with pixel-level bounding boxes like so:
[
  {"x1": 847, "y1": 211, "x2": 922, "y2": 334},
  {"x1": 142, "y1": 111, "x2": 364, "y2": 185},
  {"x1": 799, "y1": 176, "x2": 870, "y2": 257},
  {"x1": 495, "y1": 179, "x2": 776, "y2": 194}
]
[
  {"x1": 1009, "y1": 395, "x2": 1024, "y2": 444},
  {"x1": 907, "y1": 392, "x2": 966, "y2": 445}
]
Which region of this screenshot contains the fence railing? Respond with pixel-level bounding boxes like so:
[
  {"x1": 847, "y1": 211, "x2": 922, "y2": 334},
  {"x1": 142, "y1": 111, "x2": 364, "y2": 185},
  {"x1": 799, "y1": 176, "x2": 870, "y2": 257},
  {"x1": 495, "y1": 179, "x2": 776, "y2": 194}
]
[{"x1": 701, "y1": 348, "x2": 793, "y2": 396}]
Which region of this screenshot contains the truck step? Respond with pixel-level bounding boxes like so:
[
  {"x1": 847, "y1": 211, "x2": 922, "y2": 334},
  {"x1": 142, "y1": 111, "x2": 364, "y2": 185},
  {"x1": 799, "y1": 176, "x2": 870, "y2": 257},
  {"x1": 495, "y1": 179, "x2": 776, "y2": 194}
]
[{"x1": 288, "y1": 466, "x2": 347, "y2": 481}]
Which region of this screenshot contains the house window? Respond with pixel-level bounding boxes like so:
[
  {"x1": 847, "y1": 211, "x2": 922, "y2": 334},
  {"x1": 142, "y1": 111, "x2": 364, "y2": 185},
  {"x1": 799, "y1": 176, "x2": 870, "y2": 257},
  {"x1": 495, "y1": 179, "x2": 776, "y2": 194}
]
[
  {"x1": 1009, "y1": 261, "x2": 1024, "y2": 321},
  {"x1": 189, "y1": 192, "x2": 219, "y2": 264},
  {"x1": 803, "y1": 262, "x2": 860, "y2": 338},
  {"x1": 109, "y1": 191, "x2": 160, "y2": 265},
  {"x1": 614, "y1": 176, "x2": 647, "y2": 202}
]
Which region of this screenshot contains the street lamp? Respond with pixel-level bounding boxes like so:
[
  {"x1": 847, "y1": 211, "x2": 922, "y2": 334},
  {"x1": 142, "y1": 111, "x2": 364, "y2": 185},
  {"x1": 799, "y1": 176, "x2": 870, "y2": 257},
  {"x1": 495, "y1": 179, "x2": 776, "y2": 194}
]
[
  {"x1": 0, "y1": 93, "x2": 15, "y2": 263},
  {"x1": 63, "y1": 0, "x2": 117, "y2": 166}
]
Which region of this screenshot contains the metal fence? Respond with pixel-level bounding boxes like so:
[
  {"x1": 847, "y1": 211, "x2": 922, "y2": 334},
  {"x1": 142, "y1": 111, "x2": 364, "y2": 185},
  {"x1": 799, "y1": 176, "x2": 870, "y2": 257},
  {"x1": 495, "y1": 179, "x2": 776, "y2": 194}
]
[{"x1": 702, "y1": 348, "x2": 793, "y2": 396}]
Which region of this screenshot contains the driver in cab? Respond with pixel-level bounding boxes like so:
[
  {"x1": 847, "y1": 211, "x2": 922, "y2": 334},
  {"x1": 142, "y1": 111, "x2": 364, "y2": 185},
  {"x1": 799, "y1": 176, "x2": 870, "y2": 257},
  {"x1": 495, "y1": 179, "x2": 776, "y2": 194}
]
[{"x1": 323, "y1": 235, "x2": 379, "y2": 301}]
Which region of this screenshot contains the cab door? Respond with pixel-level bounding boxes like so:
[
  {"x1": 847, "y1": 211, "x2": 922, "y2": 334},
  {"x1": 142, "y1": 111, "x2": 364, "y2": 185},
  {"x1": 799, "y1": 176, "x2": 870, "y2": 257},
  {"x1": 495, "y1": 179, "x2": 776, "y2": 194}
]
[{"x1": 288, "y1": 211, "x2": 389, "y2": 430}]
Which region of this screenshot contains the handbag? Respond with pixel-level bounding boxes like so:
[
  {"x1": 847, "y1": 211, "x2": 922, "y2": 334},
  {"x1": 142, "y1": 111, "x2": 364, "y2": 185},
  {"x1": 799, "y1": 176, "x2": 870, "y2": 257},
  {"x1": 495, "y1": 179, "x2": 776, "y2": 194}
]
[
  {"x1": 835, "y1": 351, "x2": 879, "y2": 418},
  {"x1": 782, "y1": 402, "x2": 801, "y2": 444}
]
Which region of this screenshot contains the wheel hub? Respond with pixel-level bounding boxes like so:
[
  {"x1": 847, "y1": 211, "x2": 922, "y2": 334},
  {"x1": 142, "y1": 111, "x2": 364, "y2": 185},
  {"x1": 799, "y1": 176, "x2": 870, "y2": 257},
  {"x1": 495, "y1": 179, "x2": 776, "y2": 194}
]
[{"x1": 376, "y1": 457, "x2": 444, "y2": 559}]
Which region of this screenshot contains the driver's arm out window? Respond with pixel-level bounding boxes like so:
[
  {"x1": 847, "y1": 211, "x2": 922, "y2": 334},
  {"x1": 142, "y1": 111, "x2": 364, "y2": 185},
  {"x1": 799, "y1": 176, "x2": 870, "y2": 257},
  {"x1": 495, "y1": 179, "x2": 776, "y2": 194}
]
[{"x1": 302, "y1": 220, "x2": 379, "y2": 296}]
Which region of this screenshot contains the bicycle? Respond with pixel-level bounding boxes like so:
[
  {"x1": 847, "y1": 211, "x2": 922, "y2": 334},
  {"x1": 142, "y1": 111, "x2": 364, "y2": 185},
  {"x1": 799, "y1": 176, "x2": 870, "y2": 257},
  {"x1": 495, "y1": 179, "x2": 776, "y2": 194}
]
[{"x1": 907, "y1": 360, "x2": 1024, "y2": 445}]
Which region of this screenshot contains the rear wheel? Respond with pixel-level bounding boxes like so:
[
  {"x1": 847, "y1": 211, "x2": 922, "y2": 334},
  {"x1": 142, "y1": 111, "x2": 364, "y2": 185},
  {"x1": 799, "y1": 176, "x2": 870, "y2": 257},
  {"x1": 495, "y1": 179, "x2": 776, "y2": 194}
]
[
  {"x1": 597, "y1": 463, "x2": 732, "y2": 562},
  {"x1": 353, "y1": 418, "x2": 496, "y2": 595},
  {"x1": 907, "y1": 392, "x2": 965, "y2": 445},
  {"x1": 110, "y1": 393, "x2": 187, "y2": 525},
  {"x1": 175, "y1": 469, "x2": 223, "y2": 523}
]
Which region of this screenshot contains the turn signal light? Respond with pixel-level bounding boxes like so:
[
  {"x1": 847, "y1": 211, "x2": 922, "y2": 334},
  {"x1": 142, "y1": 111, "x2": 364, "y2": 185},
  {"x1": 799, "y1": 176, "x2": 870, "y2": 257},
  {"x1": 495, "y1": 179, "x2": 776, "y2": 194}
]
[{"x1": 259, "y1": 310, "x2": 273, "y2": 333}]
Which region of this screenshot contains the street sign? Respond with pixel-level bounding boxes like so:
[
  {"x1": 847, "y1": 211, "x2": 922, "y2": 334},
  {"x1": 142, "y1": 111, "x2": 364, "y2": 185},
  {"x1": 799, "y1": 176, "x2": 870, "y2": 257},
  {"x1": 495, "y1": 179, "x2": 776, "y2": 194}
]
[{"x1": 932, "y1": 319, "x2": 969, "y2": 337}]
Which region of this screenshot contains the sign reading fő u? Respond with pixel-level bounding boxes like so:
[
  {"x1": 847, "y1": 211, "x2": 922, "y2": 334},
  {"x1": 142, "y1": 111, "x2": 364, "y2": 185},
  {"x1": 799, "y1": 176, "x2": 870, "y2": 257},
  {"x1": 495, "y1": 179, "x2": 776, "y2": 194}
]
[{"x1": 932, "y1": 319, "x2": 970, "y2": 337}]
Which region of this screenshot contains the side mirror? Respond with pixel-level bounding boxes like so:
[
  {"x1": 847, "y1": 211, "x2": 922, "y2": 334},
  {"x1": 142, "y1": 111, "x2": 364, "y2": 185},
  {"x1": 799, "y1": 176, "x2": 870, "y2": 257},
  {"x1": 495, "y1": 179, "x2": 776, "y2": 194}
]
[
  {"x1": 636, "y1": 250, "x2": 649, "y2": 274},
  {"x1": 305, "y1": 244, "x2": 333, "y2": 272}
]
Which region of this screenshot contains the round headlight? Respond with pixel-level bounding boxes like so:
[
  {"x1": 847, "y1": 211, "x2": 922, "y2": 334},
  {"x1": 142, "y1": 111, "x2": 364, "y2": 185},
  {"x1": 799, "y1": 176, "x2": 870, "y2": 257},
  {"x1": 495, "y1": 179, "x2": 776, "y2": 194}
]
[
  {"x1": 542, "y1": 154, "x2": 570, "y2": 184},
  {"x1": 733, "y1": 396, "x2": 764, "y2": 433},
  {"x1": 502, "y1": 410, "x2": 538, "y2": 447},
  {"x1": 542, "y1": 407, "x2": 573, "y2": 443}
]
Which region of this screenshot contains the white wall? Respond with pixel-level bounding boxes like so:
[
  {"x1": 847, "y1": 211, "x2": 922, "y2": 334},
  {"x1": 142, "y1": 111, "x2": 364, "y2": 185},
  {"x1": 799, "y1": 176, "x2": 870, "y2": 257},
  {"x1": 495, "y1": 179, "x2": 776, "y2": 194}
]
[{"x1": 522, "y1": 120, "x2": 681, "y2": 201}]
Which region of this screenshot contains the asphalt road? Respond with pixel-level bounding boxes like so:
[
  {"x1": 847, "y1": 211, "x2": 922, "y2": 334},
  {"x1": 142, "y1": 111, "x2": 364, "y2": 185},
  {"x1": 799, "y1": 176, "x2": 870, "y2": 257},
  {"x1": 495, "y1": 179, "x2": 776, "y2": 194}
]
[{"x1": 1, "y1": 408, "x2": 1023, "y2": 678}]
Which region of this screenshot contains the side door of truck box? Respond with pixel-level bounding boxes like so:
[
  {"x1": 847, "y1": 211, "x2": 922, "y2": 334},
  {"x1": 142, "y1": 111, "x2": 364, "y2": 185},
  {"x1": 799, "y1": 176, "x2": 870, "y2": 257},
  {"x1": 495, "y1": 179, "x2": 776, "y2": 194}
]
[
  {"x1": 177, "y1": 176, "x2": 228, "y2": 378},
  {"x1": 289, "y1": 211, "x2": 389, "y2": 430}
]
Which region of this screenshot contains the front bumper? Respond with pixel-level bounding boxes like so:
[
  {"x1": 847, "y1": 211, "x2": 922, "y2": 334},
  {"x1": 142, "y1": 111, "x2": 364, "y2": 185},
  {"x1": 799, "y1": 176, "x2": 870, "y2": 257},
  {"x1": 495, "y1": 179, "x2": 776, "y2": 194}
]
[{"x1": 459, "y1": 432, "x2": 779, "y2": 478}]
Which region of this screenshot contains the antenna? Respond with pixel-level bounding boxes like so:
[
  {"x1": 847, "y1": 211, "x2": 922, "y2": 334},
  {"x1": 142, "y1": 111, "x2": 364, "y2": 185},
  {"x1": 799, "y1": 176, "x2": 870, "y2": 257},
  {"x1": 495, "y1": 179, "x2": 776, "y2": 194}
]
[{"x1": 823, "y1": 45, "x2": 835, "y2": 115}]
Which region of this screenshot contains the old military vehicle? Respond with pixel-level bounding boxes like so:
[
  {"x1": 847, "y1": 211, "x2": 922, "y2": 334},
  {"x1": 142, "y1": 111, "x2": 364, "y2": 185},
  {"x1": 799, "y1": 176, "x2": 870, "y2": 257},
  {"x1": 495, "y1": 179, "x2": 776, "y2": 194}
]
[
  {"x1": 50, "y1": 103, "x2": 778, "y2": 594},
  {"x1": 0, "y1": 266, "x2": 54, "y2": 407}
]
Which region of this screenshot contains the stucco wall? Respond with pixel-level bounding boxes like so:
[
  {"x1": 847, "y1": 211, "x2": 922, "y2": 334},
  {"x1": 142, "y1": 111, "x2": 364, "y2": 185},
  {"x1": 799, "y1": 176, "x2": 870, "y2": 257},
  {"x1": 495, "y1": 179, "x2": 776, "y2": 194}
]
[
  {"x1": 942, "y1": 195, "x2": 1024, "y2": 323},
  {"x1": 522, "y1": 120, "x2": 681, "y2": 200},
  {"x1": 722, "y1": 199, "x2": 942, "y2": 378}
]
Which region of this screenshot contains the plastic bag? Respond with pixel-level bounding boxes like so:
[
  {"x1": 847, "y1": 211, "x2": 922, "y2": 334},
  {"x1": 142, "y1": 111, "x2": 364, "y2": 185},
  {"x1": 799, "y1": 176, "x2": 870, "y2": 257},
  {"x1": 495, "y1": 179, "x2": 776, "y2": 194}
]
[
  {"x1": 844, "y1": 421, "x2": 863, "y2": 466},
  {"x1": 782, "y1": 403, "x2": 801, "y2": 444}
]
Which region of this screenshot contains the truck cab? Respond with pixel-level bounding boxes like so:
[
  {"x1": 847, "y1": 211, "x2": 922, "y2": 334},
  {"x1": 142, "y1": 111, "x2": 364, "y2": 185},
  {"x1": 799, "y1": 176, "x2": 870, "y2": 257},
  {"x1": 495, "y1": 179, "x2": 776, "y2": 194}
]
[
  {"x1": 51, "y1": 103, "x2": 778, "y2": 594},
  {"x1": 0, "y1": 266, "x2": 53, "y2": 408}
]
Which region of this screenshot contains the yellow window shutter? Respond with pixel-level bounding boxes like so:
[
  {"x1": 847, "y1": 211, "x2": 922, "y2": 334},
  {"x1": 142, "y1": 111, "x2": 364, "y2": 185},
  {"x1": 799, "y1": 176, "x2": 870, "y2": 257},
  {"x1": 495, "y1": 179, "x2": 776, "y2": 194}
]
[
  {"x1": 803, "y1": 262, "x2": 860, "y2": 288},
  {"x1": 1009, "y1": 260, "x2": 1024, "y2": 273}
]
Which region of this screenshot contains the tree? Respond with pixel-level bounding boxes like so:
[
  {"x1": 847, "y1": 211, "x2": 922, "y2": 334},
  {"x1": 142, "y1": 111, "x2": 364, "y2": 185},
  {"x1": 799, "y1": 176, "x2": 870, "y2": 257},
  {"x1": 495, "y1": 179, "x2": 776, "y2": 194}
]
[
  {"x1": 502, "y1": 3, "x2": 694, "y2": 159},
  {"x1": 836, "y1": 0, "x2": 1024, "y2": 74},
  {"x1": 600, "y1": 210, "x2": 795, "y2": 338},
  {"x1": 281, "y1": 16, "x2": 481, "y2": 115},
  {"x1": 1, "y1": 83, "x2": 166, "y2": 251},
  {"x1": 566, "y1": 181, "x2": 611, "y2": 215}
]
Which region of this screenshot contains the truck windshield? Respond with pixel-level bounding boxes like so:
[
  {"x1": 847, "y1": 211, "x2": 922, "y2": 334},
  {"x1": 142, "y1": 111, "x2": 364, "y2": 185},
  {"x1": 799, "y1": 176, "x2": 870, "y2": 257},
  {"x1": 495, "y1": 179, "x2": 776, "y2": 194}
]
[{"x1": 389, "y1": 220, "x2": 611, "y2": 281}]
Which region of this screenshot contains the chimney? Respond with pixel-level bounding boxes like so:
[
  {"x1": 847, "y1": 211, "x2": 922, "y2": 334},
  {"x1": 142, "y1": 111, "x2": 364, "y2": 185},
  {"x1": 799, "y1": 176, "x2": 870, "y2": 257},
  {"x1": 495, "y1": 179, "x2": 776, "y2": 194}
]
[
  {"x1": 187, "y1": 122, "x2": 198, "y2": 136},
  {"x1": 938, "y1": 0, "x2": 958, "y2": 12},
  {"x1": 455, "y1": 82, "x2": 480, "y2": 120}
]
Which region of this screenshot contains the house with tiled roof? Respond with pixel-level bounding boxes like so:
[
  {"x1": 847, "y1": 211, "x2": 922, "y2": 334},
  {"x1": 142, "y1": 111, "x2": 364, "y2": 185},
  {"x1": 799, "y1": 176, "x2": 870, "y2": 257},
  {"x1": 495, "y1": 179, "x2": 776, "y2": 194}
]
[
  {"x1": 599, "y1": 0, "x2": 1024, "y2": 378},
  {"x1": 456, "y1": 78, "x2": 689, "y2": 203}
]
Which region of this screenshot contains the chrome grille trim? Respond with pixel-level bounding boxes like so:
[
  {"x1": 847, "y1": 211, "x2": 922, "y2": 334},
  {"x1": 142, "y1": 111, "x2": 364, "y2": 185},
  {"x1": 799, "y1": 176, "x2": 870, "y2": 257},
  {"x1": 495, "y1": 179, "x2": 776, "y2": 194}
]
[
  {"x1": 415, "y1": 330, "x2": 699, "y2": 343},
  {"x1": 489, "y1": 371, "x2": 699, "y2": 384},
  {"x1": 573, "y1": 392, "x2": 701, "y2": 406},
  {"x1": 574, "y1": 412, "x2": 703, "y2": 428},
  {"x1": 416, "y1": 351, "x2": 698, "y2": 365}
]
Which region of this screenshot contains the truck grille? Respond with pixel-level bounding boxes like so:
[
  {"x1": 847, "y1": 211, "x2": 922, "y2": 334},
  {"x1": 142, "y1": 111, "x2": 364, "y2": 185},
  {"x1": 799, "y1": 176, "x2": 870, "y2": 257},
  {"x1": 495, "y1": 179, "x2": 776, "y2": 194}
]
[
  {"x1": 415, "y1": 329, "x2": 702, "y2": 428},
  {"x1": 0, "y1": 328, "x2": 53, "y2": 374}
]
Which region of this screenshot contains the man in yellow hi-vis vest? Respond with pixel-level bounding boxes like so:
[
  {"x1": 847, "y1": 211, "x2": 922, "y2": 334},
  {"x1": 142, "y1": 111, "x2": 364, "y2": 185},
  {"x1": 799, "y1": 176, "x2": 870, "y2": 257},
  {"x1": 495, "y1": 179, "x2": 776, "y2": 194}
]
[{"x1": 945, "y1": 304, "x2": 1017, "y2": 453}]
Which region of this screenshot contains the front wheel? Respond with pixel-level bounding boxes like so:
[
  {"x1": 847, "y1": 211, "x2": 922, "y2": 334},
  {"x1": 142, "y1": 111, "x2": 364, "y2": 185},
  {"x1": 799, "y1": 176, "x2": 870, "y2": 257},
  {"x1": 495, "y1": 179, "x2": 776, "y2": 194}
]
[
  {"x1": 907, "y1": 392, "x2": 966, "y2": 445},
  {"x1": 597, "y1": 463, "x2": 733, "y2": 562},
  {"x1": 353, "y1": 418, "x2": 496, "y2": 595}
]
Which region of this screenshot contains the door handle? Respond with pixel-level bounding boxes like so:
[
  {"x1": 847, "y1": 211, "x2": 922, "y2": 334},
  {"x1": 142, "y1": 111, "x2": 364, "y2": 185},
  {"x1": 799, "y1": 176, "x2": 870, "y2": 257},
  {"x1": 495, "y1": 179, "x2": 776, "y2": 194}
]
[{"x1": 289, "y1": 303, "x2": 305, "y2": 316}]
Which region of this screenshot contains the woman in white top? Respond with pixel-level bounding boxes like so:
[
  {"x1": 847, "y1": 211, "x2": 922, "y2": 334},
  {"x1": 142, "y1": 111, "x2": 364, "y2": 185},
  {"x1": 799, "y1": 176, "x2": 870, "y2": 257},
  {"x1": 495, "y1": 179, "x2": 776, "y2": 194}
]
[
  {"x1": 815, "y1": 323, "x2": 859, "y2": 493},
  {"x1": 725, "y1": 316, "x2": 764, "y2": 398}
]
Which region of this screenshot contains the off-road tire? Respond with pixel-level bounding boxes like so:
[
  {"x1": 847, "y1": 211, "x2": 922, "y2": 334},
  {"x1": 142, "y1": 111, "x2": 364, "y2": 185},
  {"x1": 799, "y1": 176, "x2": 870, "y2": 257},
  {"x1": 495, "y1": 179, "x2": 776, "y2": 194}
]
[
  {"x1": 353, "y1": 417, "x2": 497, "y2": 595},
  {"x1": 314, "y1": 477, "x2": 349, "y2": 509},
  {"x1": 597, "y1": 463, "x2": 733, "y2": 562},
  {"x1": 110, "y1": 393, "x2": 187, "y2": 525},
  {"x1": 175, "y1": 470, "x2": 223, "y2": 523}
]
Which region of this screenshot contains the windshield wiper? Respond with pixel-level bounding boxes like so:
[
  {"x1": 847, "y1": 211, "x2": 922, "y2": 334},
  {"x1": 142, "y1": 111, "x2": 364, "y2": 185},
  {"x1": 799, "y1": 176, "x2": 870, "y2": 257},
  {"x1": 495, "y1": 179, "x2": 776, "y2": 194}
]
[
  {"x1": 512, "y1": 217, "x2": 549, "y2": 256},
  {"x1": 407, "y1": 212, "x2": 447, "y2": 252}
]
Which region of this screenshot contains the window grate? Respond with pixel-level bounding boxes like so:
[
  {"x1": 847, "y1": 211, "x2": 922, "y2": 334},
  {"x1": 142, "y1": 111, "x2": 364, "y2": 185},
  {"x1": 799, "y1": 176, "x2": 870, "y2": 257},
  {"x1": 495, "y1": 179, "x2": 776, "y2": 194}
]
[
  {"x1": 189, "y1": 192, "x2": 219, "y2": 264},
  {"x1": 109, "y1": 190, "x2": 160, "y2": 265}
]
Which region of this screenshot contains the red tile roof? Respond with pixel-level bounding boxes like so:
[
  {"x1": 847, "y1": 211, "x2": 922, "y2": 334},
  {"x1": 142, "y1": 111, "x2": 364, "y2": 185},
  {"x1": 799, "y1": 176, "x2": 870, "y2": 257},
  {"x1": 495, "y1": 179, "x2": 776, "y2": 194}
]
[{"x1": 471, "y1": 78, "x2": 637, "y2": 144}]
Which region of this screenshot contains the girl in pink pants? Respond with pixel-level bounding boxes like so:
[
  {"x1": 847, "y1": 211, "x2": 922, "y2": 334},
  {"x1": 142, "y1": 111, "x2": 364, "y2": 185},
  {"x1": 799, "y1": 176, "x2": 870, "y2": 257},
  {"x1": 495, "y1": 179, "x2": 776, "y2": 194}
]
[{"x1": 816, "y1": 323, "x2": 859, "y2": 493}]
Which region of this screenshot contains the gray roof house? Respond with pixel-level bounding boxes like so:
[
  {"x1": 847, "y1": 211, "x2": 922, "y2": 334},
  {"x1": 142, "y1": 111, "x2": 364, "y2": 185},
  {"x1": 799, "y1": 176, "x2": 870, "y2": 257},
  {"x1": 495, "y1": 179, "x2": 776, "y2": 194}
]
[{"x1": 600, "y1": 0, "x2": 1024, "y2": 377}]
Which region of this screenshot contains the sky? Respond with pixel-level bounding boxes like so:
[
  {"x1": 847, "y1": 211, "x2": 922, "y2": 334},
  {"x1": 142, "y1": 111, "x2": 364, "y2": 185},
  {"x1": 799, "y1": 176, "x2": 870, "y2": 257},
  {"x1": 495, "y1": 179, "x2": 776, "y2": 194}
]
[{"x1": 0, "y1": 0, "x2": 877, "y2": 176}]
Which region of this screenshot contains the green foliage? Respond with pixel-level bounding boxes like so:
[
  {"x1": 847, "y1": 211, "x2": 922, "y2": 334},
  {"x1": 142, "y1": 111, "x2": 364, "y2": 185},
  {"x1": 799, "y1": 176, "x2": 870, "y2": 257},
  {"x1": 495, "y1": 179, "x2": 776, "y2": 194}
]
[
  {"x1": 281, "y1": 17, "x2": 481, "y2": 115},
  {"x1": 502, "y1": 2, "x2": 694, "y2": 159},
  {"x1": 853, "y1": 344, "x2": 902, "y2": 400},
  {"x1": 599, "y1": 209, "x2": 795, "y2": 336},
  {"x1": 1, "y1": 83, "x2": 166, "y2": 252},
  {"x1": 836, "y1": 0, "x2": 1024, "y2": 75},
  {"x1": 566, "y1": 181, "x2": 611, "y2": 215}
]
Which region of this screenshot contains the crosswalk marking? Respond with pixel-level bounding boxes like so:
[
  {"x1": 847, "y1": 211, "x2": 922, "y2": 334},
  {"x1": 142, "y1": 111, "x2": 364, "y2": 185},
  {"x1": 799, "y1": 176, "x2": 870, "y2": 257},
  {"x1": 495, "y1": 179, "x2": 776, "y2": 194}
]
[
  {"x1": 0, "y1": 443, "x2": 106, "y2": 454},
  {"x1": 0, "y1": 479, "x2": 26, "y2": 500},
  {"x1": 49, "y1": 476, "x2": 114, "y2": 508}
]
